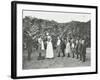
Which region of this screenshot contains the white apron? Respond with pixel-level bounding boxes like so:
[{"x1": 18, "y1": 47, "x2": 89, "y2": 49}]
[
  {"x1": 65, "y1": 42, "x2": 71, "y2": 54},
  {"x1": 46, "y1": 36, "x2": 54, "y2": 58}
]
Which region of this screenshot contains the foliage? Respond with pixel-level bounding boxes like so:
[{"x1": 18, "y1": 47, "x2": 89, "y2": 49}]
[{"x1": 23, "y1": 16, "x2": 91, "y2": 48}]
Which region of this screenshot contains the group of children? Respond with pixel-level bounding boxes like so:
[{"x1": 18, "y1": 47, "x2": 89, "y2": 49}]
[{"x1": 56, "y1": 37, "x2": 87, "y2": 62}]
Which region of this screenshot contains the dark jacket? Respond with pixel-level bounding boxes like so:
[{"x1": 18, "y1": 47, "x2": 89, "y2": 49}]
[
  {"x1": 81, "y1": 42, "x2": 86, "y2": 55},
  {"x1": 60, "y1": 40, "x2": 66, "y2": 50},
  {"x1": 78, "y1": 43, "x2": 82, "y2": 53}
]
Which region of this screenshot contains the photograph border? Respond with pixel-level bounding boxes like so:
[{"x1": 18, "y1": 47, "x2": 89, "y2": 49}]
[{"x1": 11, "y1": 1, "x2": 98, "y2": 79}]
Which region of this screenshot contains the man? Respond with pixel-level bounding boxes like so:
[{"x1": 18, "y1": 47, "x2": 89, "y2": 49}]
[
  {"x1": 60, "y1": 38, "x2": 66, "y2": 57},
  {"x1": 26, "y1": 31, "x2": 33, "y2": 61},
  {"x1": 37, "y1": 36, "x2": 43, "y2": 60},
  {"x1": 71, "y1": 39, "x2": 75, "y2": 58},
  {"x1": 75, "y1": 39, "x2": 79, "y2": 59},
  {"x1": 57, "y1": 37, "x2": 61, "y2": 57},
  {"x1": 44, "y1": 36, "x2": 47, "y2": 50},
  {"x1": 78, "y1": 39, "x2": 83, "y2": 61},
  {"x1": 81, "y1": 39, "x2": 86, "y2": 62}
]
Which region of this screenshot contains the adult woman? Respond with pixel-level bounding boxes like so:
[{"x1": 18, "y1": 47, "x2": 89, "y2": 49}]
[{"x1": 45, "y1": 33, "x2": 54, "y2": 59}]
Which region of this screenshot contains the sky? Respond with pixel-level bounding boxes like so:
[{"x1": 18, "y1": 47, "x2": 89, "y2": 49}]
[{"x1": 23, "y1": 10, "x2": 91, "y2": 23}]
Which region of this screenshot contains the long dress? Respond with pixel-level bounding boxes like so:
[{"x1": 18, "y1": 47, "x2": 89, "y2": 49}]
[{"x1": 46, "y1": 36, "x2": 54, "y2": 58}]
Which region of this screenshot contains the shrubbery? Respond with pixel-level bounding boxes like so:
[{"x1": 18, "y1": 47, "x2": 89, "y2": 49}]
[{"x1": 23, "y1": 16, "x2": 91, "y2": 49}]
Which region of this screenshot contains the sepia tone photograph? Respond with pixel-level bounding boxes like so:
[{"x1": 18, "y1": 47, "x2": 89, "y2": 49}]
[{"x1": 22, "y1": 10, "x2": 91, "y2": 70}]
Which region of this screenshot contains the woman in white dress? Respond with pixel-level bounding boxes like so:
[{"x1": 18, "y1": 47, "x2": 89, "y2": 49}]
[
  {"x1": 65, "y1": 39, "x2": 71, "y2": 57},
  {"x1": 46, "y1": 34, "x2": 54, "y2": 59}
]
